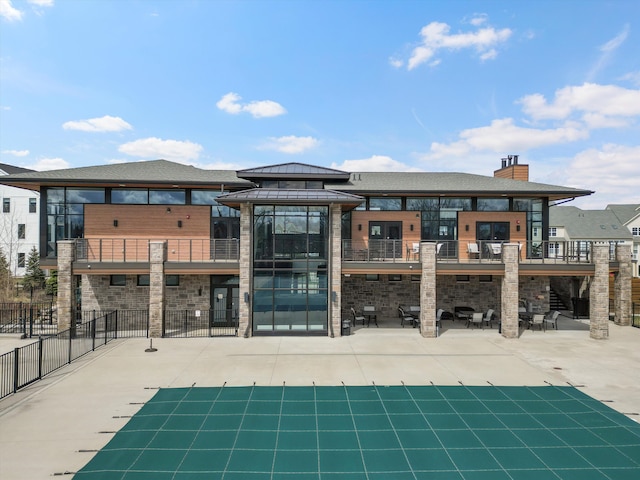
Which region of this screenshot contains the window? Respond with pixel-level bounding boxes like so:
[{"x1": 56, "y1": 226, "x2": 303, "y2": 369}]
[
  {"x1": 111, "y1": 188, "x2": 148, "y2": 204},
  {"x1": 365, "y1": 274, "x2": 379, "y2": 281},
  {"x1": 479, "y1": 275, "x2": 493, "y2": 282},
  {"x1": 369, "y1": 197, "x2": 401, "y2": 211},
  {"x1": 166, "y1": 275, "x2": 180, "y2": 286},
  {"x1": 29, "y1": 198, "x2": 37, "y2": 213},
  {"x1": 149, "y1": 189, "x2": 185, "y2": 204},
  {"x1": 2, "y1": 198, "x2": 9, "y2": 213},
  {"x1": 17, "y1": 253, "x2": 25, "y2": 268},
  {"x1": 388, "y1": 274, "x2": 402, "y2": 282},
  {"x1": 110, "y1": 275, "x2": 126, "y2": 286},
  {"x1": 137, "y1": 275, "x2": 150, "y2": 286},
  {"x1": 456, "y1": 275, "x2": 470, "y2": 282},
  {"x1": 549, "y1": 227, "x2": 557, "y2": 237},
  {"x1": 632, "y1": 227, "x2": 640, "y2": 236},
  {"x1": 477, "y1": 198, "x2": 509, "y2": 211}
]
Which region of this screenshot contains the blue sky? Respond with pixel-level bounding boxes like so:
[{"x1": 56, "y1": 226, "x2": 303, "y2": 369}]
[{"x1": 1, "y1": 0, "x2": 639, "y2": 209}]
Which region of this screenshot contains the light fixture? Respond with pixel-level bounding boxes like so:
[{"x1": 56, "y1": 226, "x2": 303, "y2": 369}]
[
  {"x1": 358, "y1": 224, "x2": 362, "y2": 231},
  {"x1": 177, "y1": 220, "x2": 182, "y2": 228},
  {"x1": 166, "y1": 207, "x2": 171, "y2": 213},
  {"x1": 465, "y1": 224, "x2": 469, "y2": 231},
  {"x1": 113, "y1": 219, "x2": 118, "y2": 227},
  {"x1": 410, "y1": 224, "x2": 414, "y2": 231}
]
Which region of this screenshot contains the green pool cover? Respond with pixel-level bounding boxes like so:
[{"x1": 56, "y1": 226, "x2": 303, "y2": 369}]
[{"x1": 75, "y1": 385, "x2": 640, "y2": 479}]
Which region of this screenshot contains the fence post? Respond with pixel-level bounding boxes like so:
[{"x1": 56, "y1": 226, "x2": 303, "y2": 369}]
[
  {"x1": 38, "y1": 337, "x2": 44, "y2": 380},
  {"x1": 68, "y1": 326, "x2": 73, "y2": 364},
  {"x1": 184, "y1": 310, "x2": 188, "y2": 337},
  {"x1": 29, "y1": 306, "x2": 33, "y2": 338},
  {"x1": 13, "y1": 347, "x2": 19, "y2": 394},
  {"x1": 92, "y1": 317, "x2": 96, "y2": 351},
  {"x1": 114, "y1": 310, "x2": 118, "y2": 339}
]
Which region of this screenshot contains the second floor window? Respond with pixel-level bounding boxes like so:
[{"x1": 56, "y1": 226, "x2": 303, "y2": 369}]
[
  {"x1": 17, "y1": 253, "x2": 25, "y2": 268},
  {"x1": 2, "y1": 198, "x2": 10, "y2": 213},
  {"x1": 29, "y1": 198, "x2": 37, "y2": 213},
  {"x1": 18, "y1": 224, "x2": 25, "y2": 239},
  {"x1": 549, "y1": 227, "x2": 557, "y2": 237},
  {"x1": 633, "y1": 227, "x2": 640, "y2": 236}
]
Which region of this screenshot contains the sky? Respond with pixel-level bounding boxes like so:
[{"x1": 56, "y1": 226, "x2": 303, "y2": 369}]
[{"x1": 1, "y1": 0, "x2": 639, "y2": 209}]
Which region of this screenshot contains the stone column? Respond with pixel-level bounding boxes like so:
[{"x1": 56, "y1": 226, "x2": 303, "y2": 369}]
[
  {"x1": 330, "y1": 205, "x2": 343, "y2": 337},
  {"x1": 238, "y1": 203, "x2": 252, "y2": 338},
  {"x1": 614, "y1": 243, "x2": 632, "y2": 326},
  {"x1": 590, "y1": 243, "x2": 609, "y2": 339},
  {"x1": 148, "y1": 241, "x2": 166, "y2": 338},
  {"x1": 419, "y1": 242, "x2": 437, "y2": 338},
  {"x1": 56, "y1": 240, "x2": 76, "y2": 333},
  {"x1": 500, "y1": 243, "x2": 519, "y2": 338}
]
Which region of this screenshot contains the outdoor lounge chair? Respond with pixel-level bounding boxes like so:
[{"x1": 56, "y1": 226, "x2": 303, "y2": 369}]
[
  {"x1": 467, "y1": 242, "x2": 480, "y2": 258},
  {"x1": 544, "y1": 310, "x2": 560, "y2": 330},
  {"x1": 529, "y1": 314, "x2": 545, "y2": 331},
  {"x1": 398, "y1": 306, "x2": 415, "y2": 328},
  {"x1": 351, "y1": 307, "x2": 365, "y2": 327},
  {"x1": 483, "y1": 309, "x2": 495, "y2": 328},
  {"x1": 467, "y1": 312, "x2": 484, "y2": 329}
]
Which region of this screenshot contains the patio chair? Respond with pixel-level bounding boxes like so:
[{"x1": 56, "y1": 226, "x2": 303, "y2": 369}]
[
  {"x1": 467, "y1": 312, "x2": 484, "y2": 329},
  {"x1": 483, "y1": 309, "x2": 495, "y2": 328},
  {"x1": 351, "y1": 307, "x2": 365, "y2": 327},
  {"x1": 544, "y1": 310, "x2": 560, "y2": 330},
  {"x1": 398, "y1": 306, "x2": 415, "y2": 328},
  {"x1": 467, "y1": 242, "x2": 480, "y2": 259},
  {"x1": 529, "y1": 314, "x2": 545, "y2": 331}
]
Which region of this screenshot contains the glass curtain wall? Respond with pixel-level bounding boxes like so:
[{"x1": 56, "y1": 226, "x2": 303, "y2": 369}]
[
  {"x1": 45, "y1": 187, "x2": 105, "y2": 257},
  {"x1": 253, "y1": 205, "x2": 329, "y2": 334},
  {"x1": 514, "y1": 198, "x2": 544, "y2": 257}
]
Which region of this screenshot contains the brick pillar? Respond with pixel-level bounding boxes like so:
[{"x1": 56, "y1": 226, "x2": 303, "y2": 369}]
[
  {"x1": 614, "y1": 243, "x2": 632, "y2": 326},
  {"x1": 148, "y1": 241, "x2": 166, "y2": 338},
  {"x1": 419, "y1": 242, "x2": 437, "y2": 338},
  {"x1": 501, "y1": 243, "x2": 519, "y2": 338},
  {"x1": 330, "y1": 205, "x2": 343, "y2": 337},
  {"x1": 590, "y1": 243, "x2": 609, "y2": 339},
  {"x1": 238, "y1": 203, "x2": 251, "y2": 338},
  {"x1": 56, "y1": 240, "x2": 76, "y2": 333}
]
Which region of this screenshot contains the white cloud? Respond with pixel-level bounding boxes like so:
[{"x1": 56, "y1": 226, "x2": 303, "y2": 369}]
[
  {"x1": 518, "y1": 83, "x2": 640, "y2": 122},
  {"x1": 620, "y1": 71, "x2": 640, "y2": 87},
  {"x1": 469, "y1": 14, "x2": 488, "y2": 27},
  {"x1": 259, "y1": 136, "x2": 319, "y2": 154},
  {"x1": 62, "y1": 115, "x2": 133, "y2": 132},
  {"x1": 1, "y1": 149, "x2": 29, "y2": 157},
  {"x1": 422, "y1": 118, "x2": 588, "y2": 160},
  {"x1": 216, "y1": 92, "x2": 286, "y2": 118},
  {"x1": 562, "y1": 144, "x2": 640, "y2": 208},
  {"x1": 0, "y1": 106, "x2": 10, "y2": 111},
  {"x1": 28, "y1": 0, "x2": 54, "y2": 6},
  {"x1": 30, "y1": 157, "x2": 69, "y2": 171},
  {"x1": 587, "y1": 24, "x2": 629, "y2": 81},
  {"x1": 1, "y1": 0, "x2": 23, "y2": 21},
  {"x1": 331, "y1": 155, "x2": 423, "y2": 172},
  {"x1": 389, "y1": 57, "x2": 404, "y2": 69},
  {"x1": 406, "y1": 20, "x2": 512, "y2": 70},
  {"x1": 118, "y1": 137, "x2": 203, "y2": 163}
]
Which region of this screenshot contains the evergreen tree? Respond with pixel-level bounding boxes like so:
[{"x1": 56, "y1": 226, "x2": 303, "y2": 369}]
[
  {"x1": 45, "y1": 269, "x2": 58, "y2": 297},
  {"x1": 22, "y1": 246, "x2": 45, "y2": 292},
  {"x1": 0, "y1": 248, "x2": 12, "y2": 301}
]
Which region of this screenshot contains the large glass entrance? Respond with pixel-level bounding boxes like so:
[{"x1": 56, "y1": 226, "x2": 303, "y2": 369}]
[{"x1": 252, "y1": 206, "x2": 329, "y2": 334}]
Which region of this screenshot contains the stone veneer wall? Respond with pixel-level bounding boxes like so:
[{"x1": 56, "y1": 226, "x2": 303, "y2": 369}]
[
  {"x1": 341, "y1": 274, "x2": 420, "y2": 322},
  {"x1": 518, "y1": 276, "x2": 550, "y2": 313},
  {"x1": 437, "y1": 275, "x2": 500, "y2": 315},
  {"x1": 81, "y1": 274, "x2": 210, "y2": 311}
]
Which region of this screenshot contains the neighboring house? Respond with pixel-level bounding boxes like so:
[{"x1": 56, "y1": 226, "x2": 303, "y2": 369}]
[
  {"x1": 0, "y1": 157, "x2": 633, "y2": 339},
  {"x1": 0, "y1": 163, "x2": 39, "y2": 277},
  {"x1": 606, "y1": 204, "x2": 640, "y2": 277}
]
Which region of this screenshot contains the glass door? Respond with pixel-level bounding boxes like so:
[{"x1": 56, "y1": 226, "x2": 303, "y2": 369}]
[
  {"x1": 211, "y1": 276, "x2": 239, "y2": 327},
  {"x1": 369, "y1": 221, "x2": 402, "y2": 259},
  {"x1": 476, "y1": 222, "x2": 510, "y2": 258}
]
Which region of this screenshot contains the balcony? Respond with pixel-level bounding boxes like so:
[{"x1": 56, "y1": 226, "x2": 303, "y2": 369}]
[
  {"x1": 74, "y1": 238, "x2": 239, "y2": 263},
  {"x1": 342, "y1": 239, "x2": 597, "y2": 265}
]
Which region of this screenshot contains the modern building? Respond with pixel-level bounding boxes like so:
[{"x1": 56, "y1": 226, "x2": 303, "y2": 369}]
[
  {"x1": 0, "y1": 163, "x2": 39, "y2": 278},
  {"x1": 0, "y1": 157, "x2": 634, "y2": 339},
  {"x1": 606, "y1": 204, "x2": 640, "y2": 277}
]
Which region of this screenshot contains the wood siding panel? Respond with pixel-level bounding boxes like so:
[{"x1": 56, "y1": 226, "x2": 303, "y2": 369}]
[
  {"x1": 458, "y1": 211, "x2": 527, "y2": 260},
  {"x1": 351, "y1": 210, "x2": 421, "y2": 260},
  {"x1": 493, "y1": 165, "x2": 529, "y2": 181}
]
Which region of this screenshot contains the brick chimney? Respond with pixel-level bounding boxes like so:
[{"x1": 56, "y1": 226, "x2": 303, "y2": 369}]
[{"x1": 494, "y1": 155, "x2": 529, "y2": 181}]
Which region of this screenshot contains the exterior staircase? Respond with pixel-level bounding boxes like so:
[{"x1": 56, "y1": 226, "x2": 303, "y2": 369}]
[{"x1": 549, "y1": 287, "x2": 567, "y2": 311}]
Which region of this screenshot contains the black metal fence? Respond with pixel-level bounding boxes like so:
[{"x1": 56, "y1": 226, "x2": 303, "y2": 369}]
[
  {"x1": 75, "y1": 310, "x2": 149, "y2": 338},
  {"x1": 0, "y1": 311, "x2": 118, "y2": 400},
  {"x1": 163, "y1": 309, "x2": 238, "y2": 337},
  {"x1": 0, "y1": 302, "x2": 56, "y2": 336},
  {"x1": 633, "y1": 303, "x2": 639, "y2": 328}
]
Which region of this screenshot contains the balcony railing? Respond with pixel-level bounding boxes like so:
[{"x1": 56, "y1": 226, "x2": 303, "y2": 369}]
[
  {"x1": 75, "y1": 238, "x2": 239, "y2": 263},
  {"x1": 342, "y1": 239, "x2": 598, "y2": 265}
]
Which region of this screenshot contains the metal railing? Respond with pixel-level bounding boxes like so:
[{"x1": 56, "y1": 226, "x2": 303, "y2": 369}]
[
  {"x1": 75, "y1": 238, "x2": 240, "y2": 263},
  {"x1": 0, "y1": 311, "x2": 117, "y2": 400},
  {"x1": 75, "y1": 310, "x2": 149, "y2": 338},
  {"x1": 633, "y1": 303, "x2": 639, "y2": 328},
  {"x1": 341, "y1": 239, "x2": 597, "y2": 265},
  {"x1": 163, "y1": 309, "x2": 239, "y2": 337},
  {"x1": 0, "y1": 302, "x2": 56, "y2": 336}
]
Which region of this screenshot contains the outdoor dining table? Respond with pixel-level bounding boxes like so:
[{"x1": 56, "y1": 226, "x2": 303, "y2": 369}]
[{"x1": 362, "y1": 305, "x2": 379, "y2": 327}]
